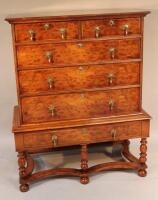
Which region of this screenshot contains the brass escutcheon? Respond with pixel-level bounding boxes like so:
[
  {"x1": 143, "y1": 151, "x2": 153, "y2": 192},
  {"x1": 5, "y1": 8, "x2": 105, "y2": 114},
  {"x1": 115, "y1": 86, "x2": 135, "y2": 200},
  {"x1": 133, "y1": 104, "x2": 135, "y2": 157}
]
[
  {"x1": 108, "y1": 19, "x2": 115, "y2": 26},
  {"x1": 44, "y1": 23, "x2": 51, "y2": 30}
]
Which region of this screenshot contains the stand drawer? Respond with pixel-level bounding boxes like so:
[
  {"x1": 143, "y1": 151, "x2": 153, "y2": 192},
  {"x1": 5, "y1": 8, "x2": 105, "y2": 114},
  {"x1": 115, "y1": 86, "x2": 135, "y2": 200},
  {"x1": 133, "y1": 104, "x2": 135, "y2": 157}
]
[{"x1": 22, "y1": 121, "x2": 143, "y2": 149}]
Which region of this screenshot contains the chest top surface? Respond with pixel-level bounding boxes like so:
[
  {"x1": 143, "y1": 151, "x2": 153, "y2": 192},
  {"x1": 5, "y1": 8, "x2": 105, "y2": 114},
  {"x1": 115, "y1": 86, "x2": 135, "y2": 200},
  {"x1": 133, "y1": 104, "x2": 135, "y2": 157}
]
[{"x1": 6, "y1": 9, "x2": 150, "y2": 23}]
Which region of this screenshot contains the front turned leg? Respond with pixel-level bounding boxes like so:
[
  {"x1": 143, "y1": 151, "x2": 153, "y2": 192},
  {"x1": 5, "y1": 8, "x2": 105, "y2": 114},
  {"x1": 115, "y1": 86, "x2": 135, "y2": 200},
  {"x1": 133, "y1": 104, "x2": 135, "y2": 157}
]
[
  {"x1": 80, "y1": 144, "x2": 89, "y2": 184},
  {"x1": 18, "y1": 152, "x2": 29, "y2": 192},
  {"x1": 138, "y1": 138, "x2": 147, "y2": 177}
]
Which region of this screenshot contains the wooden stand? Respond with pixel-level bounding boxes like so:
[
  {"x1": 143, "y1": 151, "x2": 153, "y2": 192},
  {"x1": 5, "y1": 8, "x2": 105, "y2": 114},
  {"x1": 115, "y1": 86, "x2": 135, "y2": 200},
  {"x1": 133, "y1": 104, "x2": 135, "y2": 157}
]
[{"x1": 18, "y1": 139, "x2": 147, "y2": 192}]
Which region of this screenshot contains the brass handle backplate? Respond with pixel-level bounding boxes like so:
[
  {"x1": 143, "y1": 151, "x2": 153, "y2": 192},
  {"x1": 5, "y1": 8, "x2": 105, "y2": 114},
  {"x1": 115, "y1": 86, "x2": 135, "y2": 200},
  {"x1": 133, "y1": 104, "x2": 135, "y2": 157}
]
[
  {"x1": 51, "y1": 135, "x2": 58, "y2": 147},
  {"x1": 123, "y1": 24, "x2": 129, "y2": 36},
  {"x1": 94, "y1": 26, "x2": 101, "y2": 38},
  {"x1": 109, "y1": 48, "x2": 116, "y2": 59},
  {"x1": 109, "y1": 99, "x2": 115, "y2": 111},
  {"x1": 111, "y1": 128, "x2": 117, "y2": 140},
  {"x1": 28, "y1": 30, "x2": 35, "y2": 41},
  {"x1": 48, "y1": 105, "x2": 56, "y2": 117},
  {"x1": 59, "y1": 28, "x2": 66, "y2": 39},
  {"x1": 45, "y1": 51, "x2": 53, "y2": 63}
]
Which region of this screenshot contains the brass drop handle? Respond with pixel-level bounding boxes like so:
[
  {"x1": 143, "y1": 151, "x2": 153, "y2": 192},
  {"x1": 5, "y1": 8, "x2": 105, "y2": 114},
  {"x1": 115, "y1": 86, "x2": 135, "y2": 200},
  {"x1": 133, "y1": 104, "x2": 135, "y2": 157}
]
[
  {"x1": 107, "y1": 73, "x2": 115, "y2": 85},
  {"x1": 108, "y1": 19, "x2": 115, "y2": 26},
  {"x1": 45, "y1": 51, "x2": 53, "y2": 63},
  {"x1": 59, "y1": 28, "x2": 66, "y2": 39},
  {"x1": 47, "y1": 77, "x2": 54, "y2": 89},
  {"x1": 109, "y1": 99, "x2": 115, "y2": 111},
  {"x1": 48, "y1": 105, "x2": 56, "y2": 117},
  {"x1": 94, "y1": 26, "x2": 101, "y2": 38},
  {"x1": 109, "y1": 48, "x2": 116, "y2": 59},
  {"x1": 111, "y1": 128, "x2": 117, "y2": 140},
  {"x1": 123, "y1": 24, "x2": 129, "y2": 36},
  {"x1": 28, "y1": 30, "x2": 35, "y2": 41},
  {"x1": 44, "y1": 23, "x2": 51, "y2": 30},
  {"x1": 51, "y1": 135, "x2": 58, "y2": 147}
]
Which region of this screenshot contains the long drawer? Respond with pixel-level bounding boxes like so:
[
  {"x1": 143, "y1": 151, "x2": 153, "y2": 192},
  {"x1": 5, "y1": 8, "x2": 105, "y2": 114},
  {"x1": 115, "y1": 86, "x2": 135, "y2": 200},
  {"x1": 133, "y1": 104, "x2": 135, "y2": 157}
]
[
  {"x1": 17, "y1": 39, "x2": 141, "y2": 68},
  {"x1": 21, "y1": 88, "x2": 140, "y2": 123},
  {"x1": 19, "y1": 63, "x2": 140, "y2": 95},
  {"x1": 22, "y1": 121, "x2": 142, "y2": 149}
]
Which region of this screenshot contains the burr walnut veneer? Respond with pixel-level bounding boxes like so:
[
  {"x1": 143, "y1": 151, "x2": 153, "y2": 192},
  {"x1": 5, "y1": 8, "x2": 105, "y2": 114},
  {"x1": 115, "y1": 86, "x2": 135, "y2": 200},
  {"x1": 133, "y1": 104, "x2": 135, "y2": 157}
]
[{"x1": 6, "y1": 10, "x2": 151, "y2": 192}]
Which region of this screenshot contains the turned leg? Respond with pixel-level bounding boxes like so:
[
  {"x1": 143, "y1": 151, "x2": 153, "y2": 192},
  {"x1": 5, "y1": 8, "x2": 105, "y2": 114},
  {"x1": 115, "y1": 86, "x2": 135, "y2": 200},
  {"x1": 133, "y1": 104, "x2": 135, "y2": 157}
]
[
  {"x1": 18, "y1": 152, "x2": 31, "y2": 192},
  {"x1": 80, "y1": 144, "x2": 89, "y2": 184},
  {"x1": 138, "y1": 138, "x2": 147, "y2": 177}
]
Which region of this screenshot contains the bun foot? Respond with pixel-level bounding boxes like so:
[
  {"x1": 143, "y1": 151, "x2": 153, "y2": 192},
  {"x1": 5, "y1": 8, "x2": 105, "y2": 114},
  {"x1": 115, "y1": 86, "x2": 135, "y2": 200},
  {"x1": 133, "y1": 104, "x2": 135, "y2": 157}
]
[
  {"x1": 138, "y1": 169, "x2": 147, "y2": 177},
  {"x1": 20, "y1": 184, "x2": 29, "y2": 192},
  {"x1": 80, "y1": 176, "x2": 89, "y2": 184}
]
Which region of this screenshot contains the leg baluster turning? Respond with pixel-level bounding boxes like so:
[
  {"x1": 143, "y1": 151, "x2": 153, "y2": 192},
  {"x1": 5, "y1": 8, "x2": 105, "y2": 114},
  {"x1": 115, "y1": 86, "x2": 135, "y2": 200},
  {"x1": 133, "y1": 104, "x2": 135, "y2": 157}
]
[
  {"x1": 18, "y1": 152, "x2": 33, "y2": 192},
  {"x1": 80, "y1": 145, "x2": 89, "y2": 184},
  {"x1": 138, "y1": 138, "x2": 147, "y2": 177}
]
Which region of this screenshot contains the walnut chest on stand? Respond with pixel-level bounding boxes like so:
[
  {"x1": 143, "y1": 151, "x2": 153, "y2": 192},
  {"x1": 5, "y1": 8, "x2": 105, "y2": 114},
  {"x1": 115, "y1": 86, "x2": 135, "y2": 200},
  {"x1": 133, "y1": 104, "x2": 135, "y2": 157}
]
[{"x1": 6, "y1": 10, "x2": 151, "y2": 192}]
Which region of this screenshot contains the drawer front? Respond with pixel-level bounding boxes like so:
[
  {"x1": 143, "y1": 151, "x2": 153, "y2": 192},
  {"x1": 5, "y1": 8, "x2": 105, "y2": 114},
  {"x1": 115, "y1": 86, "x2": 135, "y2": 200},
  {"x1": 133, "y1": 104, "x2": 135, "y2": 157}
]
[
  {"x1": 15, "y1": 21, "x2": 79, "y2": 42},
  {"x1": 21, "y1": 88, "x2": 140, "y2": 123},
  {"x1": 82, "y1": 18, "x2": 141, "y2": 38},
  {"x1": 19, "y1": 63, "x2": 140, "y2": 95},
  {"x1": 17, "y1": 39, "x2": 140, "y2": 68},
  {"x1": 23, "y1": 121, "x2": 142, "y2": 149}
]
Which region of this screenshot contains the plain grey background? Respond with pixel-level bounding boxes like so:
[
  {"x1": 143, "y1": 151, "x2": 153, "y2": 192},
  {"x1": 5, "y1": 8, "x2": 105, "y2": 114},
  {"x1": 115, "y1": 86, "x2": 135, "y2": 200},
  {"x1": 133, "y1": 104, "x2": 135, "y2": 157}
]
[{"x1": 0, "y1": 1, "x2": 158, "y2": 199}]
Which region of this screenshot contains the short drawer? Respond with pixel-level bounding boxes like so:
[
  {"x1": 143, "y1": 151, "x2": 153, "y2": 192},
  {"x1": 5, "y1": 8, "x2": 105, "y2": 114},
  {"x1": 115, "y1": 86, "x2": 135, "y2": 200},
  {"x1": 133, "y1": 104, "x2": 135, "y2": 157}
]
[
  {"x1": 19, "y1": 63, "x2": 140, "y2": 95},
  {"x1": 82, "y1": 17, "x2": 141, "y2": 38},
  {"x1": 14, "y1": 21, "x2": 79, "y2": 42},
  {"x1": 17, "y1": 39, "x2": 141, "y2": 68},
  {"x1": 23, "y1": 121, "x2": 142, "y2": 149},
  {"x1": 21, "y1": 88, "x2": 140, "y2": 124}
]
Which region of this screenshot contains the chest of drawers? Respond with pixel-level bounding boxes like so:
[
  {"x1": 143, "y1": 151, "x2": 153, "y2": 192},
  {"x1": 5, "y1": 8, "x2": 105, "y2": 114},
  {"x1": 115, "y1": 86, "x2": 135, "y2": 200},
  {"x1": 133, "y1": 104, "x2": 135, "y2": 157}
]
[{"x1": 6, "y1": 10, "x2": 151, "y2": 192}]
